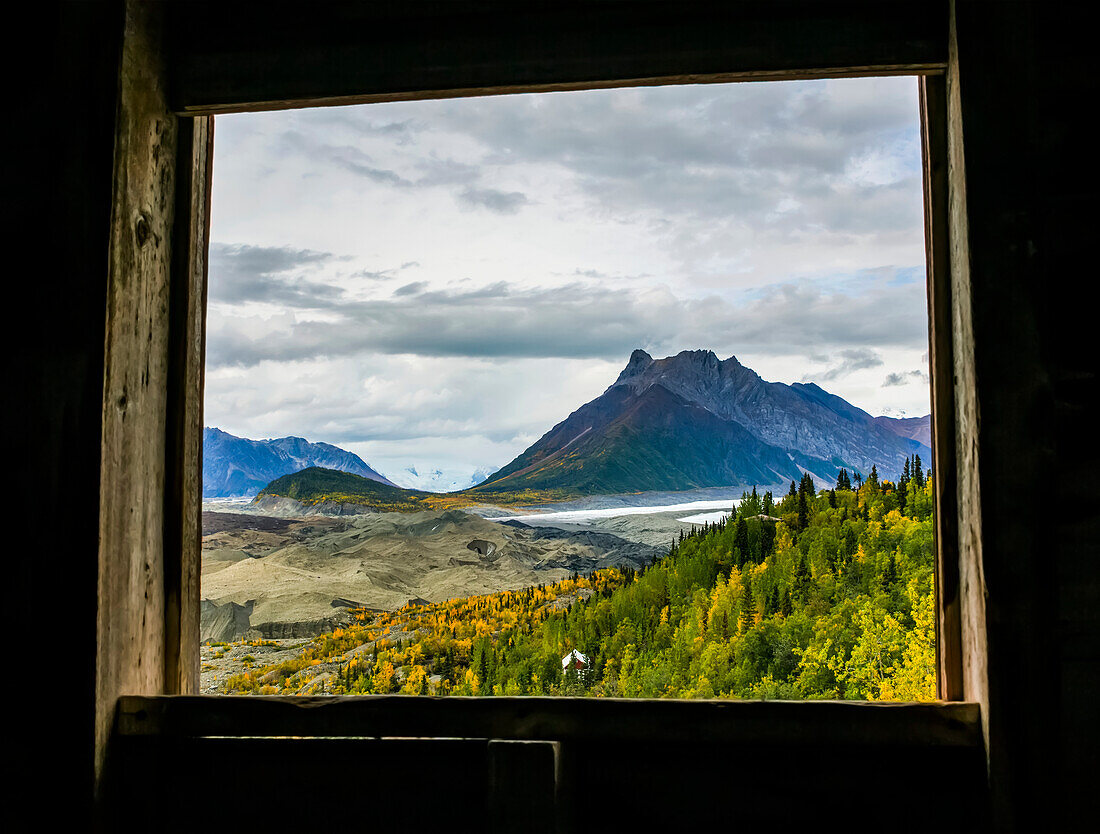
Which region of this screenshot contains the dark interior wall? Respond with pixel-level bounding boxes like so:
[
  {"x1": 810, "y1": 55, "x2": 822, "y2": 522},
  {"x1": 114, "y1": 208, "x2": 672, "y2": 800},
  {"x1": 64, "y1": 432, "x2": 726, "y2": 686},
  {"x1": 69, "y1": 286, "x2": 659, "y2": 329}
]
[
  {"x1": 15, "y1": 0, "x2": 123, "y2": 822},
  {"x1": 13, "y1": 1, "x2": 1098, "y2": 830},
  {"x1": 952, "y1": 1, "x2": 1099, "y2": 829}
]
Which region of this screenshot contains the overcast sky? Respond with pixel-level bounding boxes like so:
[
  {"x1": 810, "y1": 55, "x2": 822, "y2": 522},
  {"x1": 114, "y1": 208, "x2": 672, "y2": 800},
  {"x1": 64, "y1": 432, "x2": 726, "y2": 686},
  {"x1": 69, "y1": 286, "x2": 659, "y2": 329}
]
[{"x1": 205, "y1": 76, "x2": 931, "y2": 487}]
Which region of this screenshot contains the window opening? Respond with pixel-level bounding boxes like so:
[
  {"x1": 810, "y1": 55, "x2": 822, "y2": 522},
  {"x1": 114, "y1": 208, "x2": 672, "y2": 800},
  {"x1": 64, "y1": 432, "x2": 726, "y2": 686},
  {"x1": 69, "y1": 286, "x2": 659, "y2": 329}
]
[{"x1": 198, "y1": 77, "x2": 936, "y2": 701}]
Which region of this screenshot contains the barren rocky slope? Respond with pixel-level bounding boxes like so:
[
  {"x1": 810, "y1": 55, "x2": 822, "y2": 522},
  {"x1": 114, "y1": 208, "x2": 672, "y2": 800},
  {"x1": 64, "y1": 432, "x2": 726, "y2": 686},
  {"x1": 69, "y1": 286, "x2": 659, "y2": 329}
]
[{"x1": 200, "y1": 509, "x2": 658, "y2": 641}]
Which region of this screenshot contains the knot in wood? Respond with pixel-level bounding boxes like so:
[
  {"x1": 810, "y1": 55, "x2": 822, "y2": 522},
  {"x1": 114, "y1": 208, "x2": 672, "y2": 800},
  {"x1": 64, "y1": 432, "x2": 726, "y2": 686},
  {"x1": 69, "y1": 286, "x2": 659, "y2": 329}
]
[{"x1": 134, "y1": 212, "x2": 151, "y2": 247}]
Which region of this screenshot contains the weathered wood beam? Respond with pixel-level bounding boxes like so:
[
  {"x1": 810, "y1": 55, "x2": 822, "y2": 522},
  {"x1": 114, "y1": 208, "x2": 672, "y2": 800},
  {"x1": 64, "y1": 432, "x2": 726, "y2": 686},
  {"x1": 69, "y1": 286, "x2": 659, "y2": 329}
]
[
  {"x1": 162, "y1": 115, "x2": 212, "y2": 696},
  {"x1": 167, "y1": 0, "x2": 949, "y2": 115},
  {"x1": 97, "y1": 0, "x2": 177, "y2": 789},
  {"x1": 921, "y1": 74, "x2": 963, "y2": 702},
  {"x1": 945, "y1": 0, "x2": 987, "y2": 730},
  {"x1": 118, "y1": 695, "x2": 982, "y2": 749}
]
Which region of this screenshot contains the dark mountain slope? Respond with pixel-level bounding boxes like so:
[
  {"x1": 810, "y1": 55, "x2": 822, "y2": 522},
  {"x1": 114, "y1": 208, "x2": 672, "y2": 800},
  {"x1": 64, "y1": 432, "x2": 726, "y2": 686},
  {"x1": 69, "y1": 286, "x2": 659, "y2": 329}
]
[
  {"x1": 475, "y1": 383, "x2": 832, "y2": 495},
  {"x1": 475, "y1": 349, "x2": 931, "y2": 496},
  {"x1": 875, "y1": 414, "x2": 933, "y2": 448},
  {"x1": 253, "y1": 467, "x2": 452, "y2": 512},
  {"x1": 203, "y1": 427, "x2": 395, "y2": 498},
  {"x1": 611, "y1": 349, "x2": 929, "y2": 475}
]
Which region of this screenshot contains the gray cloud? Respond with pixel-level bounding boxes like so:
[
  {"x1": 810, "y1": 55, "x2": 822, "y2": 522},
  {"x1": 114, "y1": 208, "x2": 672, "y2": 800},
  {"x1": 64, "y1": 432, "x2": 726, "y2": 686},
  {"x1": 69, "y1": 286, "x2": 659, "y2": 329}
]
[
  {"x1": 208, "y1": 242, "x2": 346, "y2": 307},
  {"x1": 456, "y1": 187, "x2": 530, "y2": 214},
  {"x1": 812, "y1": 348, "x2": 885, "y2": 382},
  {"x1": 394, "y1": 281, "x2": 429, "y2": 297},
  {"x1": 278, "y1": 130, "x2": 417, "y2": 185},
  {"x1": 562, "y1": 267, "x2": 652, "y2": 282},
  {"x1": 351, "y1": 261, "x2": 420, "y2": 282},
  {"x1": 883, "y1": 369, "x2": 929, "y2": 387},
  {"x1": 207, "y1": 78, "x2": 930, "y2": 476},
  {"x1": 205, "y1": 271, "x2": 926, "y2": 369},
  {"x1": 416, "y1": 158, "x2": 481, "y2": 187},
  {"x1": 429, "y1": 79, "x2": 921, "y2": 235},
  {"x1": 270, "y1": 80, "x2": 920, "y2": 241}
]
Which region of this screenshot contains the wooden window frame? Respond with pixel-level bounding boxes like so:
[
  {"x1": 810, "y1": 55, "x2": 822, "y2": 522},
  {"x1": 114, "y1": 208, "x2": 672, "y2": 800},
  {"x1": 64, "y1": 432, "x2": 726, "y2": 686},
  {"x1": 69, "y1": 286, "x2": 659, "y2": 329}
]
[{"x1": 99, "y1": 0, "x2": 985, "y2": 806}]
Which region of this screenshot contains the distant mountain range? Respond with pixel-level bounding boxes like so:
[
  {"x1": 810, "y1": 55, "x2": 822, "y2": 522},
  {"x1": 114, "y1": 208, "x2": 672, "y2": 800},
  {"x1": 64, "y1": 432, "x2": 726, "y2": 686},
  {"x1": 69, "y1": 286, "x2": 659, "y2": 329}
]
[
  {"x1": 874, "y1": 414, "x2": 932, "y2": 448},
  {"x1": 472, "y1": 349, "x2": 931, "y2": 496},
  {"x1": 228, "y1": 349, "x2": 932, "y2": 505},
  {"x1": 394, "y1": 465, "x2": 494, "y2": 493},
  {"x1": 203, "y1": 428, "x2": 395, "y2": 497}
]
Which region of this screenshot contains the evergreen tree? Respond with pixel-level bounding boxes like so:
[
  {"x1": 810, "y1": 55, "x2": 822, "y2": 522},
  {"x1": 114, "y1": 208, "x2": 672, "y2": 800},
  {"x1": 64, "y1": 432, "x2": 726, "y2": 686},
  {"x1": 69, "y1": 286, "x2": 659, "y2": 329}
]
[
  {"x1": 760, "y1": 521, "x2": 776, "y2": 560},
  {"x1": 734, "y1": 516, "x2": 749, "y2": 567},
  {"x1": 740, "y1": 487, "x2": 763, "y2": 518},
  {"x1": 799, "y1": 472, "x2": 816, "y2": 497},
  {"x1": 897, "y1": 458, "x2": 910, "y2": 513},
  {"x1": 762, "y1": 491, "x2": 775, "y2": 516},
  {"x1": 765, "y1": 587, "x2": 779, "y2": 616},
  {"x1": 836, "y1": 468, "x2": 851, "y2": 491},
  {"x1": 738, "y1": 583, "x2": 753, "y2": 633},
  {"x1": 792, "y1": 555, "x2": 810, "y2": 601},
  {"x1": 882, "y1": 553, "x2": 898, "y2": 589}
]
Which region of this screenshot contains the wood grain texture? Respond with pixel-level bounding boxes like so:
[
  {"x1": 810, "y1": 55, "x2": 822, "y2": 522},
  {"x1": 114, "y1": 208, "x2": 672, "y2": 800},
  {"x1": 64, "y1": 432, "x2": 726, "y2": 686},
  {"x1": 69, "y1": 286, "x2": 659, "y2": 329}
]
[
  {"x1": 117, "y1": 695, "x2": 983, "y2": 748},
  {"x1": 162, "y1": 115, "x2": 211, "y2": 696},
  {"x1": 921, "y1": 74, "x2": 963, "y2": 702},
  {"x1": 165, "y1": 0, "x2": 948, "y2": 115},
  {"x1": 945, "y1": 0, "x2": 988, "y2": 730},
  {"x1": 96, "y1": 0, "x2": 177, "y2": 787}
]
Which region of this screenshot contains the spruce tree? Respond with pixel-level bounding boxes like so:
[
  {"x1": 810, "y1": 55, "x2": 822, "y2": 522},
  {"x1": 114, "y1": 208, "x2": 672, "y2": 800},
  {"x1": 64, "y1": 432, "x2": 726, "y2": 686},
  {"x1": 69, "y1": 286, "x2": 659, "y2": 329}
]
[
  {"x1": 762, "y1": 491, "x2": 775, "y2": 516},
  {"x1": 799, "y1": 472, "x2": 816, "y2": 497},
  {"x1": 836, "y1": 468, "x2": 851, "y2": 491},
  {"x1": 792, "y1": 555, "x2": 810, "y2": 601},
  {"x1": 897, "y1": 459, "x2": 909, "y2": 514},
  {"x1": 734, "y1": 516, "x2": 749, "y2": 567},
  {"x1": 738, "y1": 583, "x2": 753, "y2": 633},
  {"x1": 760, "y1": 521, "x2": 776, "y2": 560},
  {"x1": 883, "y1": 553, "x2": 898, "y2": 589}
]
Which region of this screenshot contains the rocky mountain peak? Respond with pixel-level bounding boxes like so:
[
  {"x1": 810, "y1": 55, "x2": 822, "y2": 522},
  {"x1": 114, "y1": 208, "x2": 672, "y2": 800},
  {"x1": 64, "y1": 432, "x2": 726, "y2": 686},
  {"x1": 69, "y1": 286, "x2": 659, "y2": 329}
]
[
  {"x1": 613, "y1": 348, "x2": 655, "y2": 385},
  {"x1": 610, "y1": 348, "x2": 752, "y2": 401},
  {"x1": 476, "y1": 348, "x2": 934, "y2": 495}
]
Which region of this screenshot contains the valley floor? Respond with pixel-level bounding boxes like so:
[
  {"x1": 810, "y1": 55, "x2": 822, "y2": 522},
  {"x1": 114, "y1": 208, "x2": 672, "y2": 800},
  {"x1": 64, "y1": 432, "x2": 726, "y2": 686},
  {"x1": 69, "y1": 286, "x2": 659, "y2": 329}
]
[{"x1": 199, "y1": 500, "x2": 679, "y2": 643}]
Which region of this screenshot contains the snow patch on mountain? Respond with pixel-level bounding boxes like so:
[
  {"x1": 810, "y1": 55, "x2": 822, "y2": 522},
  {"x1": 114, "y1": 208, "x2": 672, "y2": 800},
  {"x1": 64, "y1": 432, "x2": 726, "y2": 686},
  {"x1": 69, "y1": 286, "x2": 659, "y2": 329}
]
[{"x1": 388, "y1": 464, "x2": 496, "y2": 493}]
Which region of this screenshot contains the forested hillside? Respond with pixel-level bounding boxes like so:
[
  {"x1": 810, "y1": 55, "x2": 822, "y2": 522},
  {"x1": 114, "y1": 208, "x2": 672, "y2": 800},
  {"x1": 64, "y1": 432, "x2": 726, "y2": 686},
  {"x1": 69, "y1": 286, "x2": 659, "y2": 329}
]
[{"x1": 221, "y1": 456, "x2": 936, "y2": 701}]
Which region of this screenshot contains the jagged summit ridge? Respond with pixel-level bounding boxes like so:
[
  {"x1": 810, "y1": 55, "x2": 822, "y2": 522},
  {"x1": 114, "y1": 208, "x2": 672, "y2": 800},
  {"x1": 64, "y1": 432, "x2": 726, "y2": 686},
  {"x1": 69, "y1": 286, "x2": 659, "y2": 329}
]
[
  {"x1": 609, "y1": 349, "x2": 759, "y2": 423},
  {"x1": 475, "y1": 348, "x2": 932, "y2": 496}
]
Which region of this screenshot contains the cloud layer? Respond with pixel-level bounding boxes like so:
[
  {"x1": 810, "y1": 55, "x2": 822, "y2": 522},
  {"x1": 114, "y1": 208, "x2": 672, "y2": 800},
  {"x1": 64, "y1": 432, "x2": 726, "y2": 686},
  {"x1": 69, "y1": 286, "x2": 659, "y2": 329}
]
[{"x1": 205, "y1": 77, "x2": 931, "y2": 481}]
